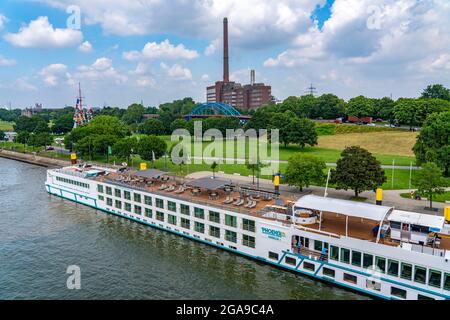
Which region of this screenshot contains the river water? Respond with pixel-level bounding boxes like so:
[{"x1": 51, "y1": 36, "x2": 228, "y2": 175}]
[{"x1": 0, "y1": 157, "x2": 367, "y2": 300}]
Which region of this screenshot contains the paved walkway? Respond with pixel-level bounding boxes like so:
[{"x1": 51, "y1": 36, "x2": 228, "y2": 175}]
[
  {"x1": 186, "y1": 171, "x2": 448, "y2": 215},
  {"x1": 190, "y1": 156, "x2": 420, "y2": 170}
]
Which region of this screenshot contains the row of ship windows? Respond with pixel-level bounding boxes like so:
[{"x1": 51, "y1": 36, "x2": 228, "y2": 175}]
[
  {"x1": 268, "y1": 251, "x2": 437, "y2": 300},
  {"x1": 97, "y1": 186, "x2": 256, "y2": 232},
  {"x1": 328, "y1": 245, "x2": 450, "y2": 291},
  {"x1": 101, "y1": 196, "x2": 256, "y2": 249},
  {"x1": 56, "y1": 176, "x2": 89, "y2": 189}
]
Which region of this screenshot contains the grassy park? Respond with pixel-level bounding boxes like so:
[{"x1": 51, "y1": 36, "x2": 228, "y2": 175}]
[{"x1": 0, "y1": 121, "x2": 14, "y2": 131}]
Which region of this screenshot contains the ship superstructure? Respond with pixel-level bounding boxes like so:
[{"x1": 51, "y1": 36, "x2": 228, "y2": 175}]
[{"x1": 45, "y1": 164, "x2": 450, "y2": 300}]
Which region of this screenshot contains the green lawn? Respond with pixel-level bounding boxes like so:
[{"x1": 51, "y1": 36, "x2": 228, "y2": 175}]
[
  {"x1": 0, "y1": 121, "x2": 14, "y2": 131},
  {"x1": 400, "y1": 191, "x2": 450, "y2": 203}
]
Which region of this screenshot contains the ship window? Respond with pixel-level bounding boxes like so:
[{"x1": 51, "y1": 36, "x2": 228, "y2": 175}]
[
  {"x1": 156, "y1": 198, "x2": 164, "y2": 209},
  {"x1": 209, "y1": 226, "x2": 220, "y2": 238},
  {"x1": 351, "y1": 251, "x2": 362, "y2": 267},
  {"x1": 314, "y1": 240, "x2": 323, "y2": 252},
  {"x1": 366, "y1": 279, "x2": 381, "y2": 291},
  {"x1": 390, "y1": 221, "x2": 401, "y2": 229},
  {"x1": 156, "y1": 211, "x2": 164, "y2": 222},
  {"x1": 285, "y1": 256, "x2": 296, "y2": 266},
  {"x1": 209, "y1": 211, "x2": 220, "y2": 224},
  {"x1": 168, "y1": 201, "x2": 177, "y2": 212},
  {"x1": 115, "y1": 200, "x2": 122, "y2": 209},
  {"x1": 194, "y1": 222, "x2": 204, "y2": 234},
  {"x1": 225, "y1": 215, "x2": 237, "y2": 228},
  {"x1": 181, "y1": 218, "x2": 190, "y2": 230},
  {"x1": 444, "y1": 274, "x2": 450, "y2": 291},
  {"x1": 98, "y1": 195, "x2": 104, "y2": 201},
  {"x1": 418, "y1": 294, "x2": 435, "y2": 300},
  {"x1": 168, "y1": 214, "x2": 177, "y2": 225},
  {"x1": 243, "y1": 235, "x2": 255, "y2": 248},
  {"x1": 97, "y1": 185, "x2": 104, "y2": 193},
  {"x1": 376, "y1": 257, "x2": 386, "y2": 273},
  {"x1": 323, "y1": 267, "x2": 335, "y2": 278},
  {"x1": 428, "y1": 269, "x2": 442, "y2": 288},
  {"x1": 106, "y1": 198, "x2": 112, "y2": 206},
  {"x1": 181, "y1": 204, "x2": 190, "y2": 215},
  {"x1": 343, "y1": 273, "x2": 357, "y2": 284},
  {"x1": 363, "y1": 254, "x2": 373, "y2": 269},
  {"x1": 124, "y1": 191, "x2": 131, "y2": 200},
  {"x1": 134, "y1": 205, "x2": 142, "y2": 215},
  {"x1": 400, "y1": 263, "x2": 412, "y2": 280},
  {"x1": 194, "y1": 207, "x2": 204, "y2": 219},
  {"x1": 106, "y1": 187, "x2": 112, "y2": 195},
  {"x1": 340, "y1": 248, "x2": 350, "y2": 264},
  {"x1": 134, "y1": 193, "x2": 141, "y2": 203},
  {"x1": 242, "y1": 219, "x2": 255, "y2": 232},
  {"x1": 414, "y1": 266, "x2": 426, "y2": 284},
  {"x1": 268, "y1": 252, "x2": 279, "y2": 260},
  {"x1": 114, "y1": 189, "x2": 121, "y2": 198},
  {"x1": 391, "y1": 287, "x2": 406, "y2": 299},
  {"x1": 330, "y1": 246, "x2": 339, "y2": 261},
  {"x1": 144, "y1": 195, "x2": 152, "y2": 205},
  {"x1": 303, "y1": 262, "x2": 315, "y2": 272},
  {"x1": 124, "y1": 203, "x2": 131, "y2": 212},
  {"x1": 144, "y1": 208, "x2": 152, "y2": 218},
  {"x1": 225, "y1": 230, "x2": 237, "y2": 243},
  {"x1": 387, "y1": 260, "x2": 399, "y2": 277}
]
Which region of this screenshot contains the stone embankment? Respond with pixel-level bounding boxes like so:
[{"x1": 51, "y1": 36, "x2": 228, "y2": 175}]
[{"x1": 0, "y1": 149, "x2": 70, "y2": 168}]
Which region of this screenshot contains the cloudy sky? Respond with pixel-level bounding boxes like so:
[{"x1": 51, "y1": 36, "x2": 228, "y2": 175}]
[{"x1": 0, "y1": 0, "x2": 449, "y2": 109}]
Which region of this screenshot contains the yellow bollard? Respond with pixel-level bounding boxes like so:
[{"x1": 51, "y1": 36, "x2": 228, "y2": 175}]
[
  {"x1": 445, "y1": 207, "x2": 450, "y2": 223},
  {"x1": 70, "y1": 153, "x2": 77, "y2": 165},
  {"x1": 376, "y1": 188, "x2": 383, "y2": 206},
  {"x1": 140, "y1": 162, "x2": 147, "y2": 170}
]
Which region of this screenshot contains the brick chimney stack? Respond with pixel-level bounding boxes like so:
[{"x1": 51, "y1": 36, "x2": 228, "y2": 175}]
[{"x1": 223, "y1": 17, "x2": 229, "y2": 83}]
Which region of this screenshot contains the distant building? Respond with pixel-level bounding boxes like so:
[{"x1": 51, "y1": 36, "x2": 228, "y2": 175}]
[
  {"x1": 143, "y1": 114, "x2": 160, "y2": 120},
  {"x1": 21, "y1": 103, "x2": 43, "y2": 118},
  {"x1": 206, "y1": 18, "x2": 274, "y2": 111}
]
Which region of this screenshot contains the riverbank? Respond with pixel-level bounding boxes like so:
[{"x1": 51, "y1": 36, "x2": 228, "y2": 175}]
[{"x1": 0, "y1": 149, "x2": 70, "y2": 168}]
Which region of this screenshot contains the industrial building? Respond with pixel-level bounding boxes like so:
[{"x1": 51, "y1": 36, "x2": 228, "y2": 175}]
[{"x1": 206, "y1": 18, "x2": 274, "y2": 111}]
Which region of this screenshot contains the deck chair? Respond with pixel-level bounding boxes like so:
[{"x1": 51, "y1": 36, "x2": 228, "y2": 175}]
[
  {"x1": 158, "y1": 184, "x2": 167, "y2": 190},
  {"x1": 166, "y1": 185, "x2": 176, "y2": 192},
  {"x1": 235, "y1": 198, "x2": 245, "y2": 206}
]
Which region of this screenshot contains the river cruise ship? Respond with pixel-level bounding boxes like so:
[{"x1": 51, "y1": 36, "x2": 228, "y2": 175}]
[{"x1": 45, "y1": 164, "x2": 450, "y2": 300}]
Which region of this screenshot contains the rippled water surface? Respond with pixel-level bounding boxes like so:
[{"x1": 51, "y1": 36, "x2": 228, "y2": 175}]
[{"x1": 0, "y1": 158, "x2": 367, "y2": 300}]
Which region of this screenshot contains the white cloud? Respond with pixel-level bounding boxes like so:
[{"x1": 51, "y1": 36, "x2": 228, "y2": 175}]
[
  {"x1": 201, "y1": 74, "x2": 210, "y2": 81},
  {"x1": 40, "y1": 0, "x2": 317, "y2": 48},
  {"x1": 74, "y1": 57, "x2": 127, "y2": 84},
  {"x1": 4, "y1": 16, "x2": 83, "y2": 48},
  {"x1": 160, "y1": 63, "x2": 192, "y2": 80},
  {"x1": 204, "y1": 39, "x2": 220, "y2": 56},
  {"x1": 78, "y1": 41, "x2": 93, "y2": 53},
  {"x1": 0, "y1": 55, "x2": 16, "y2": 67},
  {"x1": 136, "y1": 77, "x2": 156, "y2": 88},
  {"x1": 13, "y1": 77, "x2": 37, "y2": 92},
  {"x1": 123, "y1": 39, "x2": 199, "y2": 61},
  {"x1": 0, "y1": 14, "x2": 7, "y2": 30},
  {"x1": 39, "y1": 63, "x2": 69, "y2": 86}
]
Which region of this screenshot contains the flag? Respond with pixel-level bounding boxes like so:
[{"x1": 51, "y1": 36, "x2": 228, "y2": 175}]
[
  {"x1": 152, "y1": 150, "x2": 155, "y2": 161},
  {"x1": 108, "y1": 146, "x2": 112, "y2": 155}
]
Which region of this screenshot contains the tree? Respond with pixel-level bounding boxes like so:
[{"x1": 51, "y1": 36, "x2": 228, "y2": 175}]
[
  {"x1": 113, "y1": 137, "x2": 138, "y2": 163},
  {"x1": 136, "y1": 135, "x2": 167, "y2": 161},
  {"x1": 138, "y1": 118, "x2": 165, "y2": 135},
  {"x1": 285, "y1": 154, "x2": 326, "y2": 191},
  {"x1": 393, "y1": 98, "x2": 421, "y2": 129},
  {"x1": 52, "y1": 113, "x2": 74, "y2": 134},
  {"x1": 413, "y1": 111, "x2": 450, "y2": 176},
  {"x1": 331, "y1": 146, "x2": 386, "y2": 197},
  {"x1": 0, "y1": 130, "x2": 5, "y2": 141},
  {"x1": 287, "y1": 117, "x2": 318, "y2": 148},
  {"x1": 14, "y1": 115, "x2": 49, "y2": 133},
  {"x1": 314, "y1": 94, "x2": 346, "y2": 119},
  {"x1": 246, "y1": 157, "x2": 268, "y2": 187},
  {"x1": 270, "y1": 111, "x2": 296, "y2": 147},
  {"x1": 121, "y1": 103, "x2": 146, "y2": 125},
  {"x1": 413, "y1": 162, "x2": 447, "y2": 209},
  {"x1": 374, "y1": 97, "x2": 395, "y2": 123},
  {"x1": 421, "y1": 84, "x2": 450, "y2": 101},
  {"x1": 170, "y1": 119, "x2": 188, "y2": 132},
  {"x1": 28, "y1": 132, "x2": 53, "y2": 147},
  {"x1": 15, "y1": 132, "x2": 30, "y2": 144},
  {"x1": 346, "y1": 96, "x2": 375, "y2": 118}
]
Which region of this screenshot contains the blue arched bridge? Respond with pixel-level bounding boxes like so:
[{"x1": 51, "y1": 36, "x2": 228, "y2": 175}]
[{"x1": 185, "y1": 102, "x2": 251, "y2": 122}]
